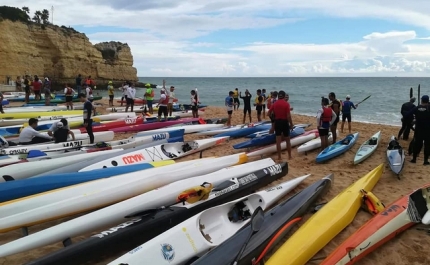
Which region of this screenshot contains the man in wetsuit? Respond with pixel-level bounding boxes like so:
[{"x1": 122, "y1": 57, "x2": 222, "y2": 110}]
[
  {"x1": 239, "y1": 89, "x2": 252, "y2": 123},
  {"x1": 328, "y1": 92, "x2": 341, "y2": 144},
  {"x1": 79, "y1": 93, "x2": 95, "y2": 144},
  {"x1": 398, "y1": 97, "x2": 416, "y2": 140},
  {"x1": 407, "y1": 95, "x2": 430, "y2": 165}
]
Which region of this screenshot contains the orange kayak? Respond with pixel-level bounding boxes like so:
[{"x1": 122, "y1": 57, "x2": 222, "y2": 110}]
[{"x1": 321, "y1": 183, "x2": 430, "y2": 265}]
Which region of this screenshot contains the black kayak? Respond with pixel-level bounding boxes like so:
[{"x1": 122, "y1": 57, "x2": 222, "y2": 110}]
[
  {"x1": 26, "y1": 163, "x2": 288, "y2": 265},
  {"x1": 190, "y1": 173, "x2": 333, "y2": 265}
]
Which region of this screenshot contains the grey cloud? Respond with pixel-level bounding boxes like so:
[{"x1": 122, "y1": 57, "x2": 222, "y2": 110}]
[{"x1": 86, "y1": 0, "x2": 181, "y2": 11}]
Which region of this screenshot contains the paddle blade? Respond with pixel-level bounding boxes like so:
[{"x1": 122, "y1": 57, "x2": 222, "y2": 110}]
[{"x1": 410, "y1": 87, "x2": 413, "y2": 98}]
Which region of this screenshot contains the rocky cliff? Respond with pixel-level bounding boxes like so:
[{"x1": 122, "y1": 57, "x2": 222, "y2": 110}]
[{"x1": 0, "y1": 20, "x2": 138, "y2": 87}]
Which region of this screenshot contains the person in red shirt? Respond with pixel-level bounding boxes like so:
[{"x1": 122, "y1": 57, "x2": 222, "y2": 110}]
[
  {"x1": 32, "y1": 76, "x2": 42, "y2": 101},
  {"x1": 268, "y1": 90, "x2": 294, "y2": 161}
]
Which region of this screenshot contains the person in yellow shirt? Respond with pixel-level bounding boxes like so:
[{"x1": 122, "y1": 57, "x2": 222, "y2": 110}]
[
  {"x1": 233, "y1": 88, "x2": 240, "y2": 110},
  {"x1": 107, "y1": 81, "x2": 114, "y2": 107},
  {"x1": 254, "y1": 89, "x2": 264, "y2": 122}
]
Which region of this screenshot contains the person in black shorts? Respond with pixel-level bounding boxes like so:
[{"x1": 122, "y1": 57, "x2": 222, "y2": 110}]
[
  {"x1": 24, "y1": 76, "x2": 31, "y2": 103},
  {"x1": 317, "y1": 97, "x2": 337, "y2": 150},
  {"x1": 262, "y1": 88, "x2": 267, "y2": 119},
  {"x1": 254, "y1": 89, "x2": 263, "y2": 122},
  {"x1": 328, "y1": 92, "x2": 341, "y2": 144},
  {"x1": 240, "y1": 89, "x2": 252, "y2": 123},
  {"x1": 233, "y1": 88, "x2": 240, "y2": 110}
]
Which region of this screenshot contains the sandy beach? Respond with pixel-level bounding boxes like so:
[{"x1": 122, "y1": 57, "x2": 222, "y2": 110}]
[{"x1": 1, "y1": 99, "x2": 429, "y2": 265}]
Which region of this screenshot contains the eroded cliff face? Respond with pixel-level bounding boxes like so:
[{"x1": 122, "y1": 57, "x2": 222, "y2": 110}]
[{"x1": 0, "y1": 20, "x2": 137, "y2": 86}]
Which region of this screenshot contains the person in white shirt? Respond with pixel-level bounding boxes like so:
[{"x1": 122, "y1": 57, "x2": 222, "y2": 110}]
[
  {"x1": 157, "y1": 89, "x2": 169, "y2": 121},
  {"x1": 47, "y1": 118, "x2": 72, "y2": 137},
  {"x1": 19, "y1": 118, "x2": 53, "y2": 145},
  {"x1": 125, "y1": 82, "x2": 136, "y2": 112},
  {"x1": 85, "y1": 84, "x2": 94, "y2": 102},
  {"x1": 120, "y1": 82, "x2": 129, "y2": 107},
  {"x1": 167, "y1": 86, "x2": 176, "y2": 116}
]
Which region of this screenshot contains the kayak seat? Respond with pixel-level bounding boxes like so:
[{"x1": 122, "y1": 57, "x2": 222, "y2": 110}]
[
  {"x1": 368, "y1": 138, "x2": 378, "y2": 145},
  {"x1": 341, "y1": 138, "x2": 351, "y2": 145},
  {"x1": 182, "y1": 143, "x2": 192, "y2": 153},
  {"x1": 160, "y1": 145, "x2": 178, "y2": 158},
  {"x1": 388, "y1": 141, "x2": 402, "y2": 150}
]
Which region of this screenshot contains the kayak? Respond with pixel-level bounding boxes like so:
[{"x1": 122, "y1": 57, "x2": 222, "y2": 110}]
[
  {"x1": 321, "y1": 183, "x2": 430, "y2": 265},
  {"x1": 213, "y1": 124, "x2": 271, "y2": 138},
  {"x1": 316, "y1": 132, "x2": 359, "y2": 163},
  {"x1": 0, "y1": 110, "x2": 82, "y2": 119},
  {"x1": 246, "y1": 132, "x2": 318, "y2": 157},
  {"x1": 31, "y1": 138, "x2": 184, "y2": 176},
  {"x1": 0, "y1": 149, "x2": 123, "y2": 182},
  {"x1": 108, "y1": 164, "x2": 296, "y2": 265},
  {"x1": 135, "y1": 124, "x2": 224, "y2": 137},
  {"x1": 265, "y1": 163, "x2": 384, "y2": 265},
  {"x1": 353, "y1": 131, "x2": 381, "y2": 165},
  {"x1": 22, "y1": 96, "x2": 103, "y2": 104},
  {"x1": 110, "y1": 118, "x2": 202, "y2": 133},
  {"x1": 0, "y1": 161, "x2": 173, "y2": 203},
  {"x1": 24, "y1": 159, "x2": 277, "y2": 265},
  {"x1": 233, "y1": 127, "x2": 309, "y2": 149},
  {"x1": 116, "y1": 98, "x2": 178, "y2": 104},
  {"x1": 195, "y1": 122, "x2": 269, "y2": 136},
  {"x1": 0, "y1": 115, "x2": 80, "y2": 127},
  {"x1": 0, "y1": 131, "x2": 115, "y2": 155},
  {"x1": 79, "y1": 137, "x2": 229, "y2": 171},
  {"x1": 79, "y1": 117, "x2": 144, "y2": 133},
  {"x1": 0, "y1": 154, "x2": 247, "y2": 238},
  {"x1": 245, "y1": 123, "x2": 312, "y2": 139},
  {"x1": 386, "y1": 136, "x2": 405, "y2": 176},
  {"x1": 297, "y1": 131, "x2": 335, "y2": 154},
  {"x1": 191, "y1": 174, "x2": 333, "y2": 265}
]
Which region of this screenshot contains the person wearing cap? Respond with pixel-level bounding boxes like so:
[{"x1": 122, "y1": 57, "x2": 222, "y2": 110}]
[
  {"x1": 79, "y1": 93, "x2": 95, "y2": 144},
  {"x1": 328, "y1": 92, "x2": 342, "y2": 144},
  {"x1": 317, "y1": 97, "x2": 337, "y2": 150},
  {"x1": 398, "y1": 97, "x2": 416, "y2": 140},
  {"x1": 233, "y1": 88, "x2": 240, "y2": 110},
  {"x1": 107, "y1": 81, "x2": 114, "y2": 107},
  {"x1": 19, "y1": 118, "x2": 53, "y2": 145},
  {"x1": 53, "y1": 121, "x2": 76, "y2": 143},
  {"x1": 48, "y1": 118, "x2": 71, "y2": 136},
  {"x1": 167, "y1": 86, "x2": 176, "y2": 116},
  {"x1": 225, "y1": 91, "x2": 237, "y2": 126},
  {"x1": 340, "y1": 95, "x2": 357, "y2": 134},
  {"x1": 157, "y1": 89, "x2": 170, "y2": 121},
  {"x1": 406, "y1": 95, "x2": 430, "y2": 165},
  {"x1": 144, "y1": 83, "x2": 154, "y2": 114},
  {"x1": 267, "y1": 90, "x2": 294, "y2": 161},
  {"x1": 190, "y1": 90, "x2": 199, "y2": 118}
]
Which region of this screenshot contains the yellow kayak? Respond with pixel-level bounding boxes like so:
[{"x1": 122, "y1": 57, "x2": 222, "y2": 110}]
[
  {"x1": 266, "y1": 164, "x2": 384, "y2": 265},
  {"x1": 0, "y1": 110, "x2": 82, "y2": 120}
]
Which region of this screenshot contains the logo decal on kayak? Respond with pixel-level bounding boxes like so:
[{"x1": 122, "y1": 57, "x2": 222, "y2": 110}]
[
  {"x1": 122, "y1": 153, "x2": 145, "y2": 164},
  {"x1": 182, "y1": 227, "x2": 198, "y2": 253},
  {"x1": 124, "y1": 118, "x2": 138, "y2": 124},
  {"x1": 238, "y1": 173, "x2": 258, "y2": 185},
  {"x1": 63, "y1": 141, "x2": 83, "y2": 148},
  {"x1": 161, "y1": 243, "x2": 175, "y2": 262},
  {"x1": 92, "y1": 218, "x2": 142, "y2": 238},
  {"x1": 266, "y1": 164, "x2": 282, "y2": 176},
  {"x1": 381, "y1": 204, "x2": 401, "y2": 216},
  {"x1": 152, "y1": 133, "x2": 167, "y2": 141}
]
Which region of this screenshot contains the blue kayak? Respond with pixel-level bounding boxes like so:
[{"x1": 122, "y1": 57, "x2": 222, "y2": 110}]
[
  {"x1": 245, "y1": 123, "x2": 312, "y2": 138},
  {"x1": 316, "y1": 132, "x2": 359, "y2": 163},
  {"x1": 213, "y1": 123, "x2": 271, "y2": 138},
  {"x1": 2, "y1": 100, "x2": 9, "y2": 106},
  {"x1": 0, "y1": 163, "x2": 159, "y2": 203},
  {"x1": 233, "y1": 127, "x2": 305, "y2": 149},
  {"x1": 0, "y1": 121, "x2": 101, "y2": 137},
  {"x1": 21, "y1": 103, "x2": 58, "y2": 107}
]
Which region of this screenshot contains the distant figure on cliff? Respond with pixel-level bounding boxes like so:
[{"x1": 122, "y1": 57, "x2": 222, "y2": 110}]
[{"x1": 75, "y1": 74, "x2": 82, "y2": 94}]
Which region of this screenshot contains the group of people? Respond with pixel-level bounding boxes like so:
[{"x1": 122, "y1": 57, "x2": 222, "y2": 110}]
[
  {"x1": 398, "y1": 95, "x2": 430, "y2": 165},
  {"x1": 15, "y1": 75, "x2": 52, "y2": 104}
]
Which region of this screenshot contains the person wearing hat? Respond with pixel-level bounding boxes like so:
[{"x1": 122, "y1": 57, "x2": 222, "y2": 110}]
[
  {"x1": 107, "y1": 81, "x2": 114, "y2": 107},
  {"x1": 144, "y1": 83, "x2": 154, "y2": 114},
  {"x1": 267, "y1": 90, "x2": 294, "y2": 161},
  {"x1": 157, "y1": 89, "x2": 169, "y2": 121},
  {"x1": 48, "y1": 118, "x2": 72, "y2": 137},
  {"x1": 167, "y1": 86, "x2": 176, "y2": 117},
  {"x1": 317, "y1": 97, "x2": 337, "y2": 150},
  {"x1": 340, "y1": 95, "x2": 357, "y2": 134},
  {"x1": 233, "y1": 88, "x2": 240, "y2": 110},
  {"x1": 406, "y1": 95, "x2": 430, "y2": 165},
  {"x1": 53, "y1": 121, "x2": 76, "y2": 143},
  {"x1": 225, "y1": 91, "x2": 237, "y2": 126},
  {"x1": 398, "y1": 97, "x2": 416, "y2": 140}
]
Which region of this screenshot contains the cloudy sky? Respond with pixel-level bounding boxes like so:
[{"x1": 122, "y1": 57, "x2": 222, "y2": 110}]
[{"x1": 5, "y1": 0, "x2": 430, "y2": 77}]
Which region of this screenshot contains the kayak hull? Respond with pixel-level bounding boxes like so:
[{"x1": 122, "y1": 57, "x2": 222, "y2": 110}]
[
  {"x1": 110, "y1": 118, "x2": 201, "y2": 133},
  {"x1": 386, "y1": 136, "x2": 405, "y2": 175},
  {"x1": 266, "y1": 164, "x2": 384, "y2": 265},
  {"x1": 353, "y1": 131, "x2": 381, "y2": 165},
  {"x1": 233, "y1": 127, "x2": 307, "y2": 149},
  {"x1": 316, "y1": 133, "x2": 359, "y2": 163}
]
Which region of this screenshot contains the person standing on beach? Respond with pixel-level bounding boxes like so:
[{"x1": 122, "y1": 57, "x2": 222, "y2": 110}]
[
  {"x1": 328, "y1": 92, "x2": 341, "y2": 144},
  {"x1": 167, "y1": 86, "x2": 176, "y2": 117},
  {"x1": 268, "y1": 90, "x2": 293, "y2": 161},
  {"x1": 254, "y1": 89, "x2": 263, "y2": 122},
  {"x1": 340, "y1": 95, "x2": 357, "y2": 133},
  {"x1": 16, "y1": 76, "x2": 22, "y2": 92},
  {"x1": 44, "y1": 81, "x2": 51, "y2": 106},
  {"x1": 233, "y1": 88, "x2": 240, "y2": 110},
  {"x1": 0, "y1": 92, "x2": 4, "y2": 114},
  {"x1": 75, "y1": 74, "x2": 82, "y2": 94},
  {"x1": 32, "y1": 76, "x2": 42, "y2": 101},
  {"x1": 261, "y1": 89, "x2": 267, "y2": 119},
  {"x1": 144, "y1": 84, "x2": 155, "y2": 114},
  {"x1": 398, "y1": 97, "x2": 416, "y2": 140},
  {"x1": 107, "y1": 81, "x2": 114, "y2": 107},
  {"x1": 225, "y1": 91, "x2": 236, "y2": 126},
  {"x1": 157, "y1": 89, "x2": 169, "y2": 121},
  {"x1": 240, "y1": 89, "x2": 252, "y2": 123},
  {"x1": 268, "y1": 91, "x2": 278, "y2": 134},
  {"x1": 190, "y1": 90, "x2": 199, "y2": 118},
  {"x1": 407, "y1": 95, "x2": 430, "y2": 165},
  {"x1": 24, "y1": 75, "x2": 31, "y2": 103},
  {"x1": 79, "y1": 93, "x2": 95, "y2": 144},
  {"x1": 317, "y1": 97, "x2": 337, "y2": 150},
  {"x1": 120, "y1": 82, "x2": 129, "y2": 107},
  {"x1": 125, "y1": 82, "x2": 135, "y2": 113}
]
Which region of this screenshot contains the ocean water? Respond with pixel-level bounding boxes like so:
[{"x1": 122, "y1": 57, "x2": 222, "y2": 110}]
[{"x1": 105, "y1": 77, "x2": 430, "y2": 126}]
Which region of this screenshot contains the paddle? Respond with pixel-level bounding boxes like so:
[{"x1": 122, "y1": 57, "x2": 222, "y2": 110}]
[
  {"x1": 355, "y1": 95, "x2": 371, "y2": 106},
  {"x1": 418, "y1": 84, "x2": 421, "y2": 101},
  {"x1": 410, "y1": 87, "x2": 413, "y2": 99},
  {"x1": 231, "y1": 206, "x2": 265, "y2": 265}
]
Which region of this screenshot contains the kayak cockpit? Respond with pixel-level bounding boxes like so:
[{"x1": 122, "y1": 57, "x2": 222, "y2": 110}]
[
  {"x1": 161, "y1": 142, "x2": 197, "y2": 158},
  {"x1": 198, "y1": 199, "x2": 253, "y2": 245},
  {"x1": 407, "y1": 188, "x2": 430, "y2": 225},
  {"x1": 367, "y1": 137, "x2": 378, "y2": 145}
]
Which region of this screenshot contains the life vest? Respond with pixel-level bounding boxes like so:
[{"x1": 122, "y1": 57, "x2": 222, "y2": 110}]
[
  {"x1": 161, "y1": 94, "x2": 169, "y2": 105},
  {"x1": 66, "y1": 87, "x2": 73, "y2": 95},
  {"x1": 330, "y1": 99, "x2": 343, "y2": 112},
  {"x1": 225, "y1": 96, "x2": 233, "y2": 107},
  {"x1": 321, "y1": 107, "x2": 332, "y2": 122},
  {"x1": 360, "y1": 189, "x2": 385, "y2": 215},
  {"x1": 88, "y1": 87, "x2": 93, "y2": 95},
  {"x1": 254, "y1": 96, "x2": 263, "y2": 105},
  {"x1": 233, "y1": 90, "x2": 238, "y2": 98},
  {"x1": 177, "y1": 182, "x2": 213, "y2": 204}
]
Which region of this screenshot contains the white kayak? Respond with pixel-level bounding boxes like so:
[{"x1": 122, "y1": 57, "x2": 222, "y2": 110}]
[
  {"x1": 0, "y1": 131, "x2": 114, "y2": 155},
  {"x1": 0, "y1": 115, "x2": 82, "y2": 127},
  {"x1": 79, "y1": 137, "x2": 229, "y2": 171},
  {"x1": 297, "y1": 131, "x2": 336, "y2": 154},
  {"x1": 136, "y1": 124, "x2": 225, "y2": 137},
  {"x1": 195, "y1": 124, "x2": 248, "y2": 136},
  {"x1": 353, "y1": 131, "x2": 381, "y2": 165},
  {"x1": 109, "y1": 174, "x2": 310, "y2": 265},
  {"x1": 0, "y1": 156, "x2": 272, "y2": 256},
  {"x1": 0, "y1": 149, "x2": 92, "y2": 167},
  {"x1": 248, "y1": 132, "x2": 318, "y2": 157},
  {"x1": 386, "y1": 136, "x2": 405, "y2": 177},
  {"x1": 0, "y1": 149, "x2": 123, "y2": 182},
  {"x1": 95, "y1": 112, "x2": 137, "y2": 121},
  {"x1": 0, "y1": 154, "x2": 247, "y2": 237}
]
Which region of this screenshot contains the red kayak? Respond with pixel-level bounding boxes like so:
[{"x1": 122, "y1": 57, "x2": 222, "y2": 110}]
[
  {"x1": 117, "y1": 98, "x2": 178, "y2": 104},
  {"x1": 110, "y1": 118, "x2": 203, "y2": 133},
  {"x1": 79, "y1": 117, "x2": 144, "y2": 133}
]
